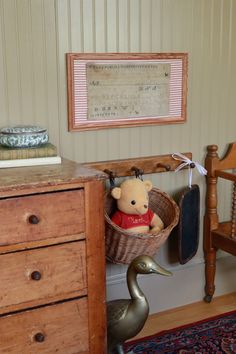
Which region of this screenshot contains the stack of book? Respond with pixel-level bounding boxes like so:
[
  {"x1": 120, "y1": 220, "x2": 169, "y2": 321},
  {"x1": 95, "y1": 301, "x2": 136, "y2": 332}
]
[{"x1": 0, "y1": 143, "x2": 61, "y2": 168}]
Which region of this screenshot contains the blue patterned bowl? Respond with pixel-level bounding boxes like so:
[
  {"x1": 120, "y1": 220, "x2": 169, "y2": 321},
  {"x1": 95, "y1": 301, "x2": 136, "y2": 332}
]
[{"x1": 0, "y1": 125, "x2": 49, "y2": 148}]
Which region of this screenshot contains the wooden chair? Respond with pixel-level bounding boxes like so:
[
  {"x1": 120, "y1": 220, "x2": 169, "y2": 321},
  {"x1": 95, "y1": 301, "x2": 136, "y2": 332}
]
[{"x1": 204, "y1": 142, "x2": 236, "y2": 302}]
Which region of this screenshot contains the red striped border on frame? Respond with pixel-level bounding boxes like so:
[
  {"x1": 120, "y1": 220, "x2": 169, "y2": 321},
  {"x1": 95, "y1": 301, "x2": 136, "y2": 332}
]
[{"x1": 67, "y1": 53, "x2": 188, "y2": 131}]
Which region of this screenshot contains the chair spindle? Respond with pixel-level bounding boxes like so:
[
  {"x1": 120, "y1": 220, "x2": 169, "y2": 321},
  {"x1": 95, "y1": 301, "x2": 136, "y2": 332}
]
[{"x1": 231, "y1": 182, "x2": 236, "y2": 239}]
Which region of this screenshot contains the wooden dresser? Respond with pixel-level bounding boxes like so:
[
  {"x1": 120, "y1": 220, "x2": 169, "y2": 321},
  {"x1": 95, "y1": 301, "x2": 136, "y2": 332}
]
[{"x1": 0, "y1": 159, "x2": 107, "y2": 353}]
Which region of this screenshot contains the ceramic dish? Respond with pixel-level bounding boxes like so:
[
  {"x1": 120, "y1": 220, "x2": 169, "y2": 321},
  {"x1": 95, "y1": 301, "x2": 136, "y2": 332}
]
[{"x1": 0, "y1": 125, "x2": 49, "y2": 148}]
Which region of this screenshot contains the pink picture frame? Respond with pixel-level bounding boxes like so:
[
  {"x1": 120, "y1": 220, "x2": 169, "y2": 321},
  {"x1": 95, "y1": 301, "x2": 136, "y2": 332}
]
[{"x1": 67, "y1": 53, "x2": 188, "y2": 131}]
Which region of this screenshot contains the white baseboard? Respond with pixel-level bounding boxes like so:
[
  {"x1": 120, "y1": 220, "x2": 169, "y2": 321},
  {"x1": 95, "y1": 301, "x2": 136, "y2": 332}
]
[
  {"x1": 106, "y1": 255, "x2": 236, "y2": 314},
  {"x1": 106, "y1": 255, "x2": 205, "y2": 286}
]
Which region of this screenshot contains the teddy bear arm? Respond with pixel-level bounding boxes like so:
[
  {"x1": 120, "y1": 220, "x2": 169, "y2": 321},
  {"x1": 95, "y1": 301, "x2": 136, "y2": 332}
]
[{"x1": 150, "y1": 213, "x2": 164, "y2": 233}]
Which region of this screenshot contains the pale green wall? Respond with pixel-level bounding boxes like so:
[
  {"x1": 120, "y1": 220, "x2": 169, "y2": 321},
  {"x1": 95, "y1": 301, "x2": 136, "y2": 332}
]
[
  {"x1": 1, "y1": 0, "x2": 236, "y2": 163},
  {"x1": 0, "y1": 0, "x2": 235, "y2": 311}
]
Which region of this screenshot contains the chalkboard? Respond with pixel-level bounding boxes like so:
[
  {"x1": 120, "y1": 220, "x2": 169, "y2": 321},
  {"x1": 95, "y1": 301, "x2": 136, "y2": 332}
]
[{"x1": 177, "y1": 185, "x2": 200, "y2": 264}]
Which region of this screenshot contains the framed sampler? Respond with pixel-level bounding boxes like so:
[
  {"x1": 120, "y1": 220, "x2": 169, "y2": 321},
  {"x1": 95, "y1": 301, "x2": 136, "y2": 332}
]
[{"x1": 67, "y1": 53, "x2": 188, "y2": 131}]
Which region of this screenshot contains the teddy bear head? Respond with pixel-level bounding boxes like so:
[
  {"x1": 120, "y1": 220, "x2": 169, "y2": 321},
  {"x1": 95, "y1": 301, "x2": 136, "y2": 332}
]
[{"x1": 111, "y1": 178, "x2": 153, "y2": 215}]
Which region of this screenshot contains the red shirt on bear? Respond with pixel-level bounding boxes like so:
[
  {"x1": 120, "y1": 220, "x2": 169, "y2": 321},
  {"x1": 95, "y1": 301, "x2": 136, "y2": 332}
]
[{"x1": 111, "y1": 209, "x2": 154, "y2": 229}]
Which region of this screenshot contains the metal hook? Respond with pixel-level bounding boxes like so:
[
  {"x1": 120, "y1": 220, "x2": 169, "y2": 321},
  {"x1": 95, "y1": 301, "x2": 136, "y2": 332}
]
[
  {"x1": 156, "y1": 163, "x2": 171, "y2": 171},
  {"x1": 131, "y1": 166, "x2": 144, "y2": 180},
  {"x1": 104, "y1": 169, "x2": 116, "y2": 188}
]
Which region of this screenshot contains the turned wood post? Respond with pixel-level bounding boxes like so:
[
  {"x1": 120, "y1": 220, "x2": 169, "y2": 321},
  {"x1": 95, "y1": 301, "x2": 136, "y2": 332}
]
[
  {"x1": 203, "y1": 145, "x2": 219, "y2": 302},
  {"x1": 231, "y1": 182, "x2": 236, "y2": 239}
]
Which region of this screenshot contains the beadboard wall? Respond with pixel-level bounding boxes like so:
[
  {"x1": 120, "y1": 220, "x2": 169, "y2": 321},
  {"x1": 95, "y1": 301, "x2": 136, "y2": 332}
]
[{"x1": 0, "y1": 0, "x2": 236, "y2": 313}]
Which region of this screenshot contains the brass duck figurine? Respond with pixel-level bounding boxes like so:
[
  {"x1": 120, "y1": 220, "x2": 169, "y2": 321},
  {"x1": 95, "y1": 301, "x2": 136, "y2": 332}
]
[{"x1": 107, "y1": 255, "x2": 172, "y2": 354}]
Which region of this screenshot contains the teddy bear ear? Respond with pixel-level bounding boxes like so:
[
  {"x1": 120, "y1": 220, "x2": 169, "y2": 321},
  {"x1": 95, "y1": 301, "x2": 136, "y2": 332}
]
[
  {"x1": 143, "y1": 180, "x2": 153, "y2": 192},
  {"x1": 111, "y1": 187, "x2": 122, "y2": 200}
]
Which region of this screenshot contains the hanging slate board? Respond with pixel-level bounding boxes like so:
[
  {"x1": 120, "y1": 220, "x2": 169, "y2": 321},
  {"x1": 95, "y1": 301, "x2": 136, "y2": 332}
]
[{"x1": 176, "y1": 184, "x2": 200, "y2": 264}]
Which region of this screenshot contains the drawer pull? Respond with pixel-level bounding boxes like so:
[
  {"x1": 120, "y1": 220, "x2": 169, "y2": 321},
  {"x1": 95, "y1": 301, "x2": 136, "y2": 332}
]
[
  {"x1": 28, "y1": 214, "x2": 40, "y2": 224},
  {"x1": 31, "y1": 270, "x2": 42, "y2": 281},
  {"x1": 34, "y1": 332, "x2": 45, "y2": 343}
]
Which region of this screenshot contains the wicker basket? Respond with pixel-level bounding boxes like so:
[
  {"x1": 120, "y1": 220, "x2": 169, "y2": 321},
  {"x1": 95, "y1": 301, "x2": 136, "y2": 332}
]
[{"x1": 105, "y1": 187, "x2": 179, "y2": 264}]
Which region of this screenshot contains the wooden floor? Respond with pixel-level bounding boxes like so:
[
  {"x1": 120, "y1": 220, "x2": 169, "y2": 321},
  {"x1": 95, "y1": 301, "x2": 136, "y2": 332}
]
[{"x1": 134, "y1": 292, "x2": 236, "y2": 340}]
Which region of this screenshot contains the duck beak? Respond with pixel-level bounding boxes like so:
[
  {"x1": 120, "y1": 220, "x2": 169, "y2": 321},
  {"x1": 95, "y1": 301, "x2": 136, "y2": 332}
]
[{"x1": 153, "y1": 263, "x2": 172, "y2": 277}]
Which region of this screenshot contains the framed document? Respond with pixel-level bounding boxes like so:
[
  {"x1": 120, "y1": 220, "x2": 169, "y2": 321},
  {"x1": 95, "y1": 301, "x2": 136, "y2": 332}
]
[{"x1": 67, "y1": 53, "x2": 188, "y2": 131}]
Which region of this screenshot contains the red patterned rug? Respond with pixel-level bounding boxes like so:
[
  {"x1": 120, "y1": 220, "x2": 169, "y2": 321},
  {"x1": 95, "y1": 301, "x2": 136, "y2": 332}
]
[{"x1": 124, "y1": 310, "x2": 236, "y2": 353}]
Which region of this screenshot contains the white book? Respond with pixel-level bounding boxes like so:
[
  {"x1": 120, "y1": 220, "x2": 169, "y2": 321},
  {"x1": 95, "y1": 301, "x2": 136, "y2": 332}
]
[{"x1": 0, "y1": 156, "x2": 62, "y2": 168}]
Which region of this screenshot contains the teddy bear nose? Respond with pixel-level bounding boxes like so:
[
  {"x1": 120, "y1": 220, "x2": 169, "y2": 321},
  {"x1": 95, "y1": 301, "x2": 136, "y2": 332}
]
[{"x1": 144, "y1": 204, "x2": 148, "y2": 209}]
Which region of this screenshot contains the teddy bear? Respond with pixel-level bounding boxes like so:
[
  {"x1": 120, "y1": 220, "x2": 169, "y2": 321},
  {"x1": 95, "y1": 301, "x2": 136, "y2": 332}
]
[{"x1": 111, "y1": 178, "x2": 164, "y2": 234}]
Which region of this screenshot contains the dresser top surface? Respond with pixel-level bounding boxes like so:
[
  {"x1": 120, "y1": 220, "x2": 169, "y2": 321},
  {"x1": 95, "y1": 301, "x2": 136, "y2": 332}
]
[{"x1": 0, "y1": 158, "x2": 107, "y2": 195}]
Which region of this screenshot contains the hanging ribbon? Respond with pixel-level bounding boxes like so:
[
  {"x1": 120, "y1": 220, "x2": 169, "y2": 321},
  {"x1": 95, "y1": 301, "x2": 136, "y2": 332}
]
[{"x1": 172, "y1": 152, "x2": 207, "y2": 188}]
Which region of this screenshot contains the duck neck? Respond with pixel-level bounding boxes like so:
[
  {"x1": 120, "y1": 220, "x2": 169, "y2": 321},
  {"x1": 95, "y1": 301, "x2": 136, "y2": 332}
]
[{"x1": 127, "y1": 267, "x2": 145, "y2": 300}]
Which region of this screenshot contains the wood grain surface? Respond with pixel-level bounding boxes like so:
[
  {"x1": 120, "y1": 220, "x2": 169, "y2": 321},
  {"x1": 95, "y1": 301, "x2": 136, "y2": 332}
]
[
  {"x1": 0, "y1": 242, "x2": 87, "y2": 314},
  {"x1": 0, "y1": 189, "x2": 85, "y2": 246},
  {"x1": 0, "y1": 298, "x2": 89, "y2": 353}
]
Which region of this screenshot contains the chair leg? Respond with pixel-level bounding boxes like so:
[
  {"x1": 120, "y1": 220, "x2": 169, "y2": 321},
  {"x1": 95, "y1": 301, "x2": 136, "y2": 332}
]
[{"x1": 204, "y1": 248, "x2": 216, "y2": 302}]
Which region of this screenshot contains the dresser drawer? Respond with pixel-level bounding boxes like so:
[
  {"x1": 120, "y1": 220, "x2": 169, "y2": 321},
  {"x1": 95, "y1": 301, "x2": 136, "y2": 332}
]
[
  {"x1": 0, "y1": 298, "x2": 89, "y2": 354},
  {"x1": 0, "y1": 242, "x2": 87, "y2": 314},
  {"x1": 0, "y1": 189, "x2": 85, "y2": 246}
]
